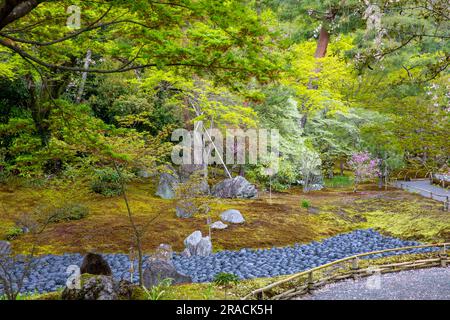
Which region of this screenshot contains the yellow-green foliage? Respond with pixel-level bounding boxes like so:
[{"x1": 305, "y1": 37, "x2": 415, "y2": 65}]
[{"x1": 284, "y1": 36, "x2": 356, "y2": 115}]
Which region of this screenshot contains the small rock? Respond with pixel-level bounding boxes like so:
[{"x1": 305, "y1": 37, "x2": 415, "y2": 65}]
[
  {"x1": 137, "y1": 169, "x2": 150, "y2": 178},
  {"x1": 210, "y1": 221, "x2": 228, "y2": 230},
  {"x1": 307, "y1": 206, "x2": 320, "y2": 214},
  {"x1": 176, "y1": 201, "x2": 197, "y2": 218},
  {"x1": 0, "y1": 241, "x2": 11, "y2": 256},
  {"x1": 221, "y1": 209, "x2": 245, "y2": 224}
]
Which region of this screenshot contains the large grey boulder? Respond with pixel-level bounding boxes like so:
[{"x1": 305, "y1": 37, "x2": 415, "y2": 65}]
[
  {"x1": 143, "y1": 260, "x2": 192, "y2": 288},
  {"x1": 62, "y1": 276, "x2": 137, "y2": 300},
  {"x1": 62, "y1": 275, "x2": 117, "y2": 300},
  {"x1": 183, "y1": 231, "x2": 212, "y2": 257},
  {"x1": 220, "y1": 209, "x2": 245, "y2": 224},
  {"x1": 196, "y1": 237, "x2": 213, "y2": 256},
  {"x1": 155, "y1": 172, "x2": 180, "y2": 199},
  {"x1": 184, "y1": 230, "x2": 202, "y2": 250},
  {"x1": 211, "y1": 176, "x2": 257, "y2": 199}
]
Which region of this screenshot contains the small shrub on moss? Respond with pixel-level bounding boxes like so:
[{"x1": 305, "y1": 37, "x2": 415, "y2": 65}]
[
  {"x1": 5, "y1": 226, "x2": 24, "y2": 240},
  {"x1": 49, "y1": 203, "x2": 89, "y2": 223},
  {"x1": 213, "y1": 272, "x2": 239, "y2": 299},
  {"x1": 142, "y1": 278, "x2": 173, "y2": 300},
  {"x1": 213, "y1": 272, "x2": 240, "y2": 286},
  {"x1": 90, "y1": 168, "x2": 132, "y2": 197},
  {"x1": 301, "y1": 200, "x2": 310, "y2": 208}
]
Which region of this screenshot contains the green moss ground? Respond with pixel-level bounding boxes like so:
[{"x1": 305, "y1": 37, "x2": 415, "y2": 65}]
[{"x1": 1, "y1": 179, "x2": 448, "y2": 255}]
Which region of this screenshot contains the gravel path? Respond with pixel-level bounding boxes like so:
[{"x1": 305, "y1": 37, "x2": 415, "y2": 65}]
[
  {"x1": 0, "y1": 229, "x2": 439, "y2": 294},
  {"x1": 300, "y1": 267, "x2": 450, "y2": 300},
  {"x1": 396, "y1": 179, "x2": 450, "y2": 202}
]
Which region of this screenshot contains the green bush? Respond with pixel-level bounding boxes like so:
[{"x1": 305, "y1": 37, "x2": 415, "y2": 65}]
[
  {"x1": 213, "y1": 272, "x2": 240, "y2": 286},
  {"x1": 50, "y1": 203, "x2": 89, "y2": 223},
  {"x1": 90, "y1": 168, "x2": 130, "y2": 197},
  {"x1": 5, "y1": 226, "x2": 24, "y2": 240},
  {"x1": 301, "y1": 200, "x2": 310, "y2": 209},
  {"x1": 324, "y1": 175, "x2": 353, "y2": 188}
]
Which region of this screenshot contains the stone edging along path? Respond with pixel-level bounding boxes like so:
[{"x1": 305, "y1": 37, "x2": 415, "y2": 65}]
[{"x1": 0, "y1": 229, "x2": 439, "y2": 294}]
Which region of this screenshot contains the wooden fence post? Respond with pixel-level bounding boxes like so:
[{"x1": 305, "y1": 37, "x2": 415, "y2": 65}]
[
  {"x1": 256, "y1": 291, "x2": 264, "y2": 300},
  {"x1": 440, "y1": 246, "x2": 448, "y2": 268},
  {"x1": 307, "y1": 272, "x2": 314, "y2": 292},
  {"x1": 352, "y1": 257, "x2": 360, "y2": 280}
]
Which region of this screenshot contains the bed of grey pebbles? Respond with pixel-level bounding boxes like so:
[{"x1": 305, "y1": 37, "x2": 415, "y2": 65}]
[{"x1": 0, "y1": 229, "x2": 439, "y2": 294}]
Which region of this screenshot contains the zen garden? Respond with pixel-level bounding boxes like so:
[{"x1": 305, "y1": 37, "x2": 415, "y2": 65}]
[{"x1": 0, "y1": 0, "x2": 449, "y2": 303}]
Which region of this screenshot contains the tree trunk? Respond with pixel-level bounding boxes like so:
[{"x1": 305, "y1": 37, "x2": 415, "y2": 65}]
[
  {"x1": 314, "y1": 26, "x2": 330, "y2": 58},
  {"x1": 239, "y1": 165, "x2": 245, "y2": 177}
]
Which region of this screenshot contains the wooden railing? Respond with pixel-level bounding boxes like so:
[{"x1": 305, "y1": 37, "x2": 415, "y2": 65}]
[{"x1": 242, "y1": 243, "x2": 449, "y2": 300}]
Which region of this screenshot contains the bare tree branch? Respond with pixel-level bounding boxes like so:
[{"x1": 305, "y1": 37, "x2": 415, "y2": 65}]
[{"x1": 0, "y1": 0, "x2": 44, "y2": 31}]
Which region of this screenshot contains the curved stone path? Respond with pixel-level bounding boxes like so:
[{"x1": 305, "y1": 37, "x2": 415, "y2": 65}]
[
  {"x1": 395, "y1": 179, "x2": 450, "y2": 202},
  {"x1": 299, "y1": 267, "x2": 450, "y2": 300}
]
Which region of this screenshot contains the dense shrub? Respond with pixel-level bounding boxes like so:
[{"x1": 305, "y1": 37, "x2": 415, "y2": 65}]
[
  {"x1": 90, "y1": 168, "x2": 123, "y2": 197},
  {"x1": 4, "y1": 226, "x2": 24, "y2": 240},
  {"x1": 49, "y1": 203, "x2": 89, "y2": 223}
]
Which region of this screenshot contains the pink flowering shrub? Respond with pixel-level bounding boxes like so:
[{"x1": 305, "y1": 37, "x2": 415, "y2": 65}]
[{"x1": 348, "y1": 152, "x2": 380, "y2": 192}]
